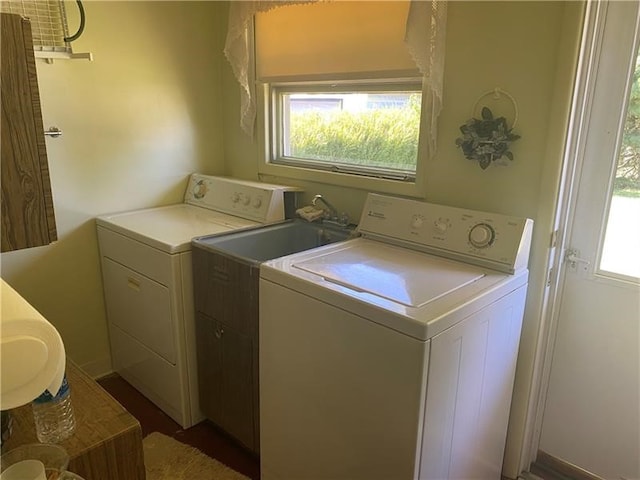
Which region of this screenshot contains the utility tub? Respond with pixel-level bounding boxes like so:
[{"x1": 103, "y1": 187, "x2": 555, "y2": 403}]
[{"x1": 190, "y1": 219, "x2": 355, "y2": 453}]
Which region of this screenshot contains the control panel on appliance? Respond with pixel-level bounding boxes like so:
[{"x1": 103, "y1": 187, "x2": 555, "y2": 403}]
[
  {"x1": 184, "y1": 174, "x2": 300, "y2": 223},
  {"x1": 359, "y1": 194, "x2": 533, "y2": 271}
]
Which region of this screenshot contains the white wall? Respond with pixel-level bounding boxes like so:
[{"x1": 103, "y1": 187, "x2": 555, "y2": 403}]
[
  {"x1": 222, "y1": 2, "x2": 585, "y2": 476},
  {"x1": 0, "y1": 1, "x2": 227, "y2": 376}
]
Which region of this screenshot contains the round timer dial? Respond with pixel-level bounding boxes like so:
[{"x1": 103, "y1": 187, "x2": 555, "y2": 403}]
[
  {"x1": 193, "y1": 180, "x2": 207, "y2": 199},
  {"x1": 469, "y1": 223, "x2": 495, "y2": 248}
]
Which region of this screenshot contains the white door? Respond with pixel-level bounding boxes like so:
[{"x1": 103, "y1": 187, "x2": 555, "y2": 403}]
[{"x1": 537, "y1": 2, "x2": 640, "y2": 479}]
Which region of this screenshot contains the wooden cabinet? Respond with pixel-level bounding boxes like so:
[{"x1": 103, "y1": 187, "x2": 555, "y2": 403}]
[
  {"x1": 192, "y1": 246, "x2": 260, "y2": 454},
  {"x1": 1, "y1": 13, "x2": 57, "y2": 252},
  {"x1": 195, "y1": 313, "x2": 255, "y2": 448}
]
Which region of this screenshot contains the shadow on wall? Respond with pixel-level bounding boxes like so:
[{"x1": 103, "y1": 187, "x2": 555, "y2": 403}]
[{"x1": 1, "y1": 219, "x2": 110, "y2": 374}]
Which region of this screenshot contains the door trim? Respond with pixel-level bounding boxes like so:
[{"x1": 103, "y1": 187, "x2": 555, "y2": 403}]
[{"x1": 525, "y1": 0, "x2": 640, "y2": 472}]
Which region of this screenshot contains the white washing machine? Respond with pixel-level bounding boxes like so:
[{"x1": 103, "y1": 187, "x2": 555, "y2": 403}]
[
  {"x1": 96, "y1": 174, "x2": 299, "y2": 428},
  {"x1": 259, "y1": 193, "x2": 533, "y2": 480}
]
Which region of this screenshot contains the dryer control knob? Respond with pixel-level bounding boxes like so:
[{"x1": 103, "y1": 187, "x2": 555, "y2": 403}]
[
  {"x1": 410, "y1": 214, "x2": 425, "y2": 229},
  {"x1": 193, "y1": 180, "x2": 207, "y2": 199},
  {"x1": 242, "y1": 195, "x2": 251, "y2": 206},
  {"x1": 434, "y1": 219, "x2": 448, "y2": 233},
  {"x1": 253, "y1": 198, "x2": 262, "y2": 209},
  {"x1": 469, "y1": 223, "x2": 495, "y2": 248}
]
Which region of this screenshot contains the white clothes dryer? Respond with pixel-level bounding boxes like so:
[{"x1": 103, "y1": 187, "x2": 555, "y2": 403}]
[
  {"x1": 96, "y1": 174, "x2": 299, "y2": 428},
  {"x1": 259, "y1": 193, "x2": 533, "y2": 480}
]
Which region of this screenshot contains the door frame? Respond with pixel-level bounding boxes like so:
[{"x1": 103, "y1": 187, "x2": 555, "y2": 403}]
[{"x1": 524, "y1": 0, "x2": 640, "y2": 472}]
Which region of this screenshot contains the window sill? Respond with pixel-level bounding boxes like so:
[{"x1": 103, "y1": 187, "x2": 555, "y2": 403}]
[{"x1": 257, "y1": 160, "x2": 426, "y2": 197}]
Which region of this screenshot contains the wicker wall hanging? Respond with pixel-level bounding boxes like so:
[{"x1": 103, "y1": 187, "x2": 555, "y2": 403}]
[{"x1": 455, "y1": 88, "x2": 521, "y2": 170}]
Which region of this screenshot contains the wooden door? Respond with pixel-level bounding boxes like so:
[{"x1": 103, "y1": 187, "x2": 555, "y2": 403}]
[{"x1": 1, "y1": 13, "x2": 57, "y2": 252}]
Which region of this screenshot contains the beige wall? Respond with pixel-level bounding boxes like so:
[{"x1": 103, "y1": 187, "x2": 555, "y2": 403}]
[
  {"x1": 0, "y1": 1, "x2": 584, "y2": 474},
  {"x1": 222, "y1": 2, "x2": 585, "y2": 475},
  {"x1": 225, "y1": 1, "x2": 577, "y2": 216},
  {"x1": 0, "y1": 1, "x2": 227, "y2": 376}
]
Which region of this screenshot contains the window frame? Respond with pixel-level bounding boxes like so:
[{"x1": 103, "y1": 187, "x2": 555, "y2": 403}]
[{"x1": 257, "y1": 78, "x2": 429, "y2": 197}]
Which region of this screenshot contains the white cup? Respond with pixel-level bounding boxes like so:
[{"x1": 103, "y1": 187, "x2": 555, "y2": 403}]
[{"x1": 0, "y1": 459, "x2": 46, "y2": 480}]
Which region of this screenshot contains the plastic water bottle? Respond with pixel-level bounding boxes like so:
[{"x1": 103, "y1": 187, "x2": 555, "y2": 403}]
[{"x1": 31, "y1": 374, "x2": 76, "y2": 443}]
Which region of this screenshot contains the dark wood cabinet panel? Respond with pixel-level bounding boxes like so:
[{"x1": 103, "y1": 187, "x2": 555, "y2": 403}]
[
  {"x1": 193, "y1": 245, "x2": 263, "y2": 453},
  {"x1": 192, "y1": 247, "x2": 258, "y2": 335},
  {"x1": 195, "y1": 312, "x2": 224, "y2": 422},
  {"x1": 1, "y1": 13, "x2": 57, "y2": 252},
  {"x1": 218, "y1": 320, "x2": 254, "y2": 449},
  {"x1": 194, "y1": 301, "x2": 258, "y2": 452}
]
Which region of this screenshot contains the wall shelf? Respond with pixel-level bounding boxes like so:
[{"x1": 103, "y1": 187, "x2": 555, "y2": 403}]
[{"x1": 34, "y1": 50, "x2": 93, "y2": 63}]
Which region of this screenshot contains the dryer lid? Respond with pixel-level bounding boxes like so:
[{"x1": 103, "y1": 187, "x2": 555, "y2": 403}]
[{"x1": 292, "y1": 242, "x2": 485, "y2": 308}]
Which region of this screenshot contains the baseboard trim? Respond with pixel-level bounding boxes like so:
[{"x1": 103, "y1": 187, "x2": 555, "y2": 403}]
[
  {"x1": 531, "y1": 450, "x2": 605, "y2": 480},
  {"x1": 74, "y1": 356, "x2": 113, "y2": 379}
]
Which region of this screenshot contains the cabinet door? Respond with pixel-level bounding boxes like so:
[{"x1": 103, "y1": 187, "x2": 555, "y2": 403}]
[
  {"x1": 195, "y1": 312, "x2": 255, "y2": 450},
  {"x1": 219, "y1": 321, "x2": 255, "y2": 450},
  {"x1": 195, "y1": 313, "x2": 224, "y2": 422},
  {"x1": 192, "y1": 247, "x2": 258, "y2": 336},
  {"x1": 1, "y1": 13, "x2": 57, "y2": 252}
]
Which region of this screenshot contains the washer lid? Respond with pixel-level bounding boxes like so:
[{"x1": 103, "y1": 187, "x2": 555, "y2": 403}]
[
  {"x1": 96, "y1": 204, "x2": 259, "y2": 253},
  {"x1": 293, "y1": 242, "x2": 485, "y2": 308}
]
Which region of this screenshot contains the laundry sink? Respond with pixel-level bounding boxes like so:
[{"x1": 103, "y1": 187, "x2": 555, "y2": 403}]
[
  {"x1": 192, "y1": 219, "x2": 356, "y2": 264},
  {"x1": 191, "y1": 221, "x2": 355, "y2": 447}
]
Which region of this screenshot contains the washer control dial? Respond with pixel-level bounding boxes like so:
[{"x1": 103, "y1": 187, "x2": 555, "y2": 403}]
[
  {"x1": 242, "y1": 195, "x2": 251, "y2": 206},
  {"x1": 469, "y1": 223, "x2": 495, "y2": 248}
]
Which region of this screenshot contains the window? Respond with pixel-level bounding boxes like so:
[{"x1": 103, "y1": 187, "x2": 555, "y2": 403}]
[
  {"x1": 269, "y1": 82, "x2": 422, "y2": 181},
  {"x1": 599, "y1": 50, "x2": 640, "y2": 280},
  {"x1": 246, "y1": 1, "x2": 445, "y2": 195}
]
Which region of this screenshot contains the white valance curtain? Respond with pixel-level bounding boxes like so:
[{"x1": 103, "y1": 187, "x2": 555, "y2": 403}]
[
  {"x1": 255, "y1": 1, "x2": 420, "y2": 80},
  {"x1": 224, "y1": 0, "x2": 447, "y2": 156}
]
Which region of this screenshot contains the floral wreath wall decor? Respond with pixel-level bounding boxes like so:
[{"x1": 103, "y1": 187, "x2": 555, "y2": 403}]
[{"x1": 455, "y1": 88, "x2": 521, "y2": 170}]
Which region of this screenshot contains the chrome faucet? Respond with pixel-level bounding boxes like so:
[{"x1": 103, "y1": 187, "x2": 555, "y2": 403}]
[
  {"x1": 312, "y1": 194, "x2": 349, "y2": 226},
  {"x1": 312, "y1": 195, "x2": 338, "y2": 218}
]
